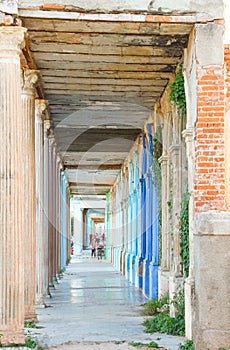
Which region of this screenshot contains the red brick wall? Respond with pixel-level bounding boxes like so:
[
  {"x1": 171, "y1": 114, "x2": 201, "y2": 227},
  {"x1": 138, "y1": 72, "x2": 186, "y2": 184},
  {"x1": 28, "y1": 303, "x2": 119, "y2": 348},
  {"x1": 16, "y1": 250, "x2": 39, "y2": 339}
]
[
  {"x1": 195, "y1": 66, "x2": 225, "y2": 211},
  {"x1": 225, "y1": 45, "x2": 230, "y2": 98}
]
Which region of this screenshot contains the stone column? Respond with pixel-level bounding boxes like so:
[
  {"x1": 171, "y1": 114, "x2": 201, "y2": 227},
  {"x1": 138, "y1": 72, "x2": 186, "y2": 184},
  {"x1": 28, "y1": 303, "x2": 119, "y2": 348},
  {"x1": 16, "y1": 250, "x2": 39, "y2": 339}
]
[
  {"x1": 35, "y1": 99, "x2": 48, "y2": 307},
  {"x1": 193, "y1": 22, "x2": 230, "y2": 349},
  {"x1": 52, "y1": 144, "x2": 58, "y2": 282},
  {"x1": 21, "y1": 69, "x2": 38, "y2": 320},
  {"x1": 0, "y1": 26, "x2": 26, "y2": 344},
  {"x1": 43, "y1": 119, "x2": 52, "y2": 295},
  {"x1": 182, "y1": 128, "x2": 195, "y2": 339},
  {"x1": 48, "y1": 131, "x2": 55, "y2": 287},
  {"x1": 56, "y1": 155, "x2": 63, "y2": 277},
  {"x1": 169, "y1": 144, "x2": 183, "y2": 316},
  {"x1": 159, "y1": 155, "x2": 170, "y2": 269}
]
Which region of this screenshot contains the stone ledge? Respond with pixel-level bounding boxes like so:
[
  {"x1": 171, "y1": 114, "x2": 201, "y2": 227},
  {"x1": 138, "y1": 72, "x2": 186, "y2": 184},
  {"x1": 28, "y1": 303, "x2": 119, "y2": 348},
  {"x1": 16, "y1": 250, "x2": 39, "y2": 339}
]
[{"x1": 195, "y1": 211, "x2": 230, "y2": 235}]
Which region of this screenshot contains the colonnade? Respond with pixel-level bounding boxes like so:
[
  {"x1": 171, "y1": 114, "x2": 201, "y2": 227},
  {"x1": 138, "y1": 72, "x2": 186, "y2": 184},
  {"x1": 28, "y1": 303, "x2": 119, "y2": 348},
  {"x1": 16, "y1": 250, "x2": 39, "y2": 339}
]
[{"x1": 0, "y1": 26, "x2": 71, "y2": 344}]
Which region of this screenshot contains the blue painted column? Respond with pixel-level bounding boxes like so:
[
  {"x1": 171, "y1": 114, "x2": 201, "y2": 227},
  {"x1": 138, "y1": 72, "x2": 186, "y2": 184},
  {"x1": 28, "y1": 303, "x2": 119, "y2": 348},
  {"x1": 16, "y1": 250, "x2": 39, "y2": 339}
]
[
  {"x1": 149, "y1": 170, "x2": 159, "y2": 300},
  {"x1": 143, "y1": 170, "x2": 150, "y2": 296},
  {"x1": 146, "y1": 123, "x2": 159, "y2": 299},
  {"x1": 137, "y1": 134, "x2": 147, "y2": 290}
]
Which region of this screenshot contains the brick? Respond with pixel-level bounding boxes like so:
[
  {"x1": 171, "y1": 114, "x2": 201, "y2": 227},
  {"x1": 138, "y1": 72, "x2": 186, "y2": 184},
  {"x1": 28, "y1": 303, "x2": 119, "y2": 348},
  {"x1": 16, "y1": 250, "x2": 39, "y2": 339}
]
[{"x1": 42, "y1": 4, "x2": 65, "y2": 10}]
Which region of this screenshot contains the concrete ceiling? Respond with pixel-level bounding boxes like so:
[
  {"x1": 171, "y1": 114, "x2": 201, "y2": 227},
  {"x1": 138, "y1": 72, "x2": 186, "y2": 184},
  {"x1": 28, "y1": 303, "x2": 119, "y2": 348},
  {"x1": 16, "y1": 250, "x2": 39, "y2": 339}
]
[{"x1": 20, "y1": 7, "x2": 193, "y2": 196}]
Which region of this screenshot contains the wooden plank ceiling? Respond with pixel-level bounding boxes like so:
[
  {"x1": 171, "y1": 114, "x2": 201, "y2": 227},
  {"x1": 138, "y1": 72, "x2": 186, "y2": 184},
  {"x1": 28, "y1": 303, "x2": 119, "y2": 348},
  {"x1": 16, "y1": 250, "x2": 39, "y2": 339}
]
[{"x1": 21, "y1": 14, "x2": 192, "y2": 195}]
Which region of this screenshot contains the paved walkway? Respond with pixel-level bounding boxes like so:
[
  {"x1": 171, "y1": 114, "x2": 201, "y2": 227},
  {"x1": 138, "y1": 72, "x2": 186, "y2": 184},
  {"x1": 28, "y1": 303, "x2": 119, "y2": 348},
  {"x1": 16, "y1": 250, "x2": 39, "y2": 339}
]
[{"x1": 30, "y1": 256, "x2": 185, "y2": 350}]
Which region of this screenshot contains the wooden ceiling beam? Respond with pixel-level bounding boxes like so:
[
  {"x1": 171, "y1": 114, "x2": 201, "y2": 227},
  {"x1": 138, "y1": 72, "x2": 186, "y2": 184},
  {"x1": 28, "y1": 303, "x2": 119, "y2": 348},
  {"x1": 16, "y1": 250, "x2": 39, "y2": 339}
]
[
  {"x1": 69, "y1": 182, "x2": 112, "y2": 187},
  {"x1": 65, "y1": 164, "x2": 122, "y2": 170},
  {"x1": 40, "y1": 69, "x2": 174, "y2": 79}
]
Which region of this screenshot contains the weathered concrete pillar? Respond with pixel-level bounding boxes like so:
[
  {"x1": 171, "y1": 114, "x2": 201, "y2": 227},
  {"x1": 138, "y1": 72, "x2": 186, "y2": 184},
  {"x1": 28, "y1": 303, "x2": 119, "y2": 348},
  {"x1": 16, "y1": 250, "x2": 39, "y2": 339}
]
[
  {"x1": 48, "y1": 131, "x2": 55, "y2": 287},
  {"x1": 56, "y1": 155, "x2": 63, "y2": 277},
  {"x1": 182, "y1": 128, "x2": 195, "y2": 340},
  {"x1": 0, "y1": 26, "x2": 26, "y2": 344},
  {"x1": 35, "y1": 99, "x2": 48, "y2": 307},
  {"x1": 43, "y1": 119, "x2": 52, "y2": 295},
  {"x1": 21, "y1": 69, "x2": 38, "y2": 321},
  {"x1": 169, "y1": 144, "x2": 184, "y2": 316},
  {"x1": 158, "y1": 154, "x2": 170, "y2": 297},
  {"x1": 193, "y1": 22, "x2": 230, "y2": 349}
]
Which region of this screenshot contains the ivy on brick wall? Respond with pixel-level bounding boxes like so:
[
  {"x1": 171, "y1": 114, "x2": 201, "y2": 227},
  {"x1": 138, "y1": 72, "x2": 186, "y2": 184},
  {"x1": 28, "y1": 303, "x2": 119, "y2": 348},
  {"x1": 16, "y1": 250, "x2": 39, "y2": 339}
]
[
  {"x1": 179, "y1": 187, "x2": 190, "y2": 278},
  {"x1": 169, "y1": 64, "x2": 186, "y2": 118}
]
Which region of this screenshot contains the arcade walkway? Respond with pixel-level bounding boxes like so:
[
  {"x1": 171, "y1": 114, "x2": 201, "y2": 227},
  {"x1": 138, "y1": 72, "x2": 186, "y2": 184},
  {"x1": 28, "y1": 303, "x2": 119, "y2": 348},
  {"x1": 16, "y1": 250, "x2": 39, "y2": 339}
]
[{"x1": 30, "y1": 255, "x2": 185, "y2": 350}]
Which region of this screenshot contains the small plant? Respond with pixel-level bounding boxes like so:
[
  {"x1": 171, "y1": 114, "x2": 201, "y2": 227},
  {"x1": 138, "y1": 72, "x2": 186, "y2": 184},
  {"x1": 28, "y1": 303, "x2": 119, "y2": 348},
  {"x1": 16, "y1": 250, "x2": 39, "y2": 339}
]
[
  {"x1": 114, "y1": 341, "x2": 125, "y2": 344},
  {"x1": 141, "y1": 295, "x2": 169, "y2": 316},
  {"x1": 24, "y1": 335, "x2": 37, "y2": 349},
  {"x1": 169, "y1": 64, "x2": 186, "y2": 118},
  {"x1": 179, "y1": 340, "x2": 194, "y2": 350},
  {"x1": 129, "y1": 341, "x2": 159, "y2": 348},
  {"x1": 143, "y1": 312, "x2": 185, "y2": 336},
  {"x1": 179, "y1": 187, "x2": 190, "y2": 278},
  {"x1": 171, "y1": 287, "x2": 185, "y2": 319},
  {"x1": 142, "y1": 289, "x2": 185, "y2": 337},
  {"x1": 24, "y1": 320, "x2": 43, "y2": 329}
]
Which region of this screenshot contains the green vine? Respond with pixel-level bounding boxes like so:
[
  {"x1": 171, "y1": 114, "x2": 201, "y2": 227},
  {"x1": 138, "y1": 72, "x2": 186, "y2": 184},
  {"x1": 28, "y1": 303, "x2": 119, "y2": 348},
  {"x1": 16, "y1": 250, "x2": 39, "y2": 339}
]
[
  {"x1": 179, "y1": 187, "x2": 190, "y2": 278},
  {"x1": 169, "y1": 64, "x2": 186, "y2": 118}
]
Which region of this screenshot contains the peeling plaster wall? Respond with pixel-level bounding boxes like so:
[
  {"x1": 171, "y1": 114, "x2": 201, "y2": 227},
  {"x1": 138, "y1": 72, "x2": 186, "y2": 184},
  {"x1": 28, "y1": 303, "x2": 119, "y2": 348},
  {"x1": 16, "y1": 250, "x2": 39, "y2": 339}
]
[{"x1": 18, "y1": 0, "x2": 224, "y2": 21}]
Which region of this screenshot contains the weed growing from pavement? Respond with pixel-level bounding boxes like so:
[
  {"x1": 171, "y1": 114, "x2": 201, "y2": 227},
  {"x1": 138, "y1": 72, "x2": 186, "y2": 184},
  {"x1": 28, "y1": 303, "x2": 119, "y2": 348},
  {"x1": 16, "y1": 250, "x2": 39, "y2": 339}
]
[
  {"x1": 142, "y1": 291, "x2": 185, "y2": 337},
  {"x1": 129, "y1": 341, "x2": 159, "y2": 348},
  {"x1": 24, "y1": 321, "x2": 44, "y2": 329},
  {"x1": 141, "y1": 295, "x2": 169, "y2": 316},
  {"x1": 179, "y1": 340, "x2": 194, "y2": 350}
]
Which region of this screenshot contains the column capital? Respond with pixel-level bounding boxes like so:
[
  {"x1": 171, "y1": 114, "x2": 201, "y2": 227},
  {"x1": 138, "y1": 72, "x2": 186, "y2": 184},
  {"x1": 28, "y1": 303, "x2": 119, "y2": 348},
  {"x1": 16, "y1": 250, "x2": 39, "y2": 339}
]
[
  {"x1": 169, "y1": 144, "x2": 181, "y2": 155},
  {"x1": 158, "y1": 153, "x2": 168, "y2": 165},
  {"x1": 21, "y1": 69, "x2": 39, "y2": 94},
  {"x1": 35, "y1": 99, "x2": 48, "y2": 121},
  {"x1": 44, "y1": 118, "x2": 53, "y2": 135},
  {"x1": 0, "y1": 26, "x2": 26, "y2": 58},
  {"x1": 182, "y1": 127, "x2": 195, "y2": 143},
  {"x1": 57, "y1": 153, "x2": 64, "y2": 171}
]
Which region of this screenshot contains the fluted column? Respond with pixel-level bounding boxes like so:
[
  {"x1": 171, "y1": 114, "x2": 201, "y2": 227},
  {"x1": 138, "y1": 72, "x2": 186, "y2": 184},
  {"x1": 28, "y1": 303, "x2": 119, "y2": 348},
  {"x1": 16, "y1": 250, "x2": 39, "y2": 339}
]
[
  {"x1": 21, "y1": 69, "x2": 38, "y2": 321},
  {"x1": 48, "y1": 133, "x2": 56, "y2": 286},
  {"x1": 169, "y1": 144, "x2": 182, "y2": 276},
  {"x1": 159, "y1": 155, "x2": 170, "y2": 270},
  {"x1": 0, "y1": 26, "x2": 26, "y2": 345},
  {"x1": 35, "y1": 99, "x2": 47, "y2": 306},
  {"x1": 56, "y1": 155, "x2": 63, "y2": 277},
  {"x1": 43, "y1": 119, "x2": 51, "y2": 294}
]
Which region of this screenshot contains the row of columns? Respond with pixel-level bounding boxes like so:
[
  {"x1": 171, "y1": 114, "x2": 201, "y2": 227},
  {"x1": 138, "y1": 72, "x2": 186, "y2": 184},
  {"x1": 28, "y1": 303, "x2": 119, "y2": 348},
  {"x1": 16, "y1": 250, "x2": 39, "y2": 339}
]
[
  {"x1": 109, "y1": 107, "x2": 187, "y2": 306},
  {"x1": 0, "y1": 25, "x2": 71, "y2": 345}
]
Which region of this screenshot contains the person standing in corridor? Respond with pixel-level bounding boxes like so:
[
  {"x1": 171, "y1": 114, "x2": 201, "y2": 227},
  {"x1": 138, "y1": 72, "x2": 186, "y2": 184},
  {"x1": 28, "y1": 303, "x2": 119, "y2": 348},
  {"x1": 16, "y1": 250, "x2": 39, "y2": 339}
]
[{"x1": 90, "y1": 235, "x2": 97, "y2": 258}]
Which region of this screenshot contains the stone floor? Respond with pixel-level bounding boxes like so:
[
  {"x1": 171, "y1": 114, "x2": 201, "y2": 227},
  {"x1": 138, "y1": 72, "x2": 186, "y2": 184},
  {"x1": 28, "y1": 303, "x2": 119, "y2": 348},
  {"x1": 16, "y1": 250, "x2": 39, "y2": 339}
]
[{"x1": 28, "y1": 255, "x2": 185, "y2": 350}]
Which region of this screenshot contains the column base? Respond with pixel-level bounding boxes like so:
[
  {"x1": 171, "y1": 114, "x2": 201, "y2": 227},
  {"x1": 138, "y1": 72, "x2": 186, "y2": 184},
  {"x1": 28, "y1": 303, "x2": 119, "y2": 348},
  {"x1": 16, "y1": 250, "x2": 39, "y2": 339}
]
[
  {"x1": 158, "y1": 267, "x2": 169, "y2": 298},
  {"x1": 169, "y1": 274, "x2": 184, "y2": 317},
  {"x1": 125, "y1": 251, "x2": 131, "y2": 281},
  {"x1": 36, "y1": 296, "x2": 46, "y2": 308},
  {"x1": 130, "y1": 253, "x2": 136, "y2": 285},
  {"x1": 136, "y1": 256, "x2": 144, "y2": 290},
  {"x1": 24, "y1": 306, "x2": 37, "y2": 322},
  {"x1": 114, "y1": 247, "x2": 121, "y2": 271},
  {"x1": 149, "y1": 261, "x2": 158, "y2": 300},
  {"x1": 143, "y1": 258, "x2": 150, "y2": 297},
  {"x1": 193, "y1": 212, "x2": 230, "y2": 350},
  {"x1": 0, "y1": 328, "x2": 25, "y2": 346},
  {"x1": 184, "y1": 277, "x2": 195, "y2": 339},
  {"x1": 121, "y1": 249, "x2": 126, "y2": 275}
]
